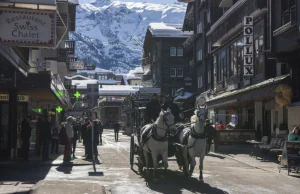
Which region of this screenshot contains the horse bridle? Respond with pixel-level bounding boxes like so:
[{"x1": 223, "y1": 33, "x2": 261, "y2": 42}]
[{"x1": 161, "y1": 112, "x2": 175, "y2": 130}]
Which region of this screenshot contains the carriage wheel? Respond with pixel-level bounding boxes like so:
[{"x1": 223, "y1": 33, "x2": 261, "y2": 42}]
[{"x1": 130, "y1": 135, "x2": 134, "y2": 169}]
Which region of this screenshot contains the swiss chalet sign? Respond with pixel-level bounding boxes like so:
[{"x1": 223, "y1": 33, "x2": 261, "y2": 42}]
[{"x1": 0, "y1": 8, "x2": 56, "y2": 47}]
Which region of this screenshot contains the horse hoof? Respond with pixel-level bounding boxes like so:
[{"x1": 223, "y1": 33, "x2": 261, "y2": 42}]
[{"x1": 199, "y1": 177, "x2": 204, "y2": 182}]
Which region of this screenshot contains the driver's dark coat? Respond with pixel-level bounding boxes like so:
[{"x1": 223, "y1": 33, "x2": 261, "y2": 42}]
[
  {"x1": 162, "y1": 102, "x2": 180, "y2": 122},
  {"x1": 146, "y1": 99, "x2": 161, "y2": 122}
]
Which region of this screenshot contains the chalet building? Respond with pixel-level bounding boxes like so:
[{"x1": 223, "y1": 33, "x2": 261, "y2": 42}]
[
  {"x1": 180, "y1": 0, "x2": 300, "y2": 137},
  {"x1": 0, "y1": 0, "x2": 79, "y2": 159},
  {"x1": 142, "y1": 23, "x2": 193, "y2": 97}
]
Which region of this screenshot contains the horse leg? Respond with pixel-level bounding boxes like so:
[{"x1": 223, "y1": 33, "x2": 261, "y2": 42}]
[
  {"x1": 151, "y1": 151, "x2": 158, "y2": 179},
  {"x1": 199, "y1": 149, "x2": 205, "y2": 181},
  {"x1": 143, "y1": 150, "x2": 150, "y2": 178},
  {"x1": 188, "y1": 148, "x2": 196, "y2": 176},
  {"x1": 161, "y1": 150, "x2": 168, "y2": 178},
  {"x1": 182, "y1": 147, "x2": 189, "y2": 176}
]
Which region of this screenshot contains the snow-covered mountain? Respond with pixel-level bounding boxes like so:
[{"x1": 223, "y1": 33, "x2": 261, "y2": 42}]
[{"x1": 72, "y1": 0, "x2": 187, "y2": 72}]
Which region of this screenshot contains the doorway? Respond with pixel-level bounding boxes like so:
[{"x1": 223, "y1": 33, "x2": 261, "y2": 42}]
[{"x1": 263, "y1": 110, "x2": 271, "y2": 137}]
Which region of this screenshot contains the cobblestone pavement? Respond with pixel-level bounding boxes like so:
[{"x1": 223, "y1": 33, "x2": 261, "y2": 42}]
[{"x1": 0, "y1": 129, "x2": 300, "y2": 194}]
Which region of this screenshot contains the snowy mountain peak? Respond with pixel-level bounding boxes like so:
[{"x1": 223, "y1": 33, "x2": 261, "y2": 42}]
[{"x1": 72, "y1": 0, "x2": 187, "y2": 72}]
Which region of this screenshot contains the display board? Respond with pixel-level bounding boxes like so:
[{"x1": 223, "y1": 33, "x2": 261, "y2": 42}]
[{"x1": 286, "y1": 141, "x2": 300, "y2": 169}]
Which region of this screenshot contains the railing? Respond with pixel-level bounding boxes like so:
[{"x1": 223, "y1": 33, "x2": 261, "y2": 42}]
[
  {"x1": 282, "y1": 5, "x2": 296, "y2": 25},
  {"x1": 57, "y1": 13, "x2": 68, "y2": 27},
  {"x1": 183, "y1": 34, "x2": 196, "y2": 49},
  {"x1": 65, "y1": 40, "x2": 75, "y2": 56},
  {"x1": 210, "y1": 0, "x2": 267, "y2": 45}
]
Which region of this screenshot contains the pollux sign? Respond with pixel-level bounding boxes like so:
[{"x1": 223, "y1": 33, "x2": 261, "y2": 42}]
[
  {"x1": 0, "y1": 8, "x2": 56, "y2": 47},
  {"x1": 243, "y1": 16, "x2": 254, "y2": 78}
]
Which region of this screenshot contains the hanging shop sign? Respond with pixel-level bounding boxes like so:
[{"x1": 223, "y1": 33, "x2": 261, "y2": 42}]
[
  {"x1": 0, "y1": 8, "x2": 56, "y2": 47},
  {"x1": 69, "y1": 61, "x2": 85, "y2": 70},
  {"x1": 0, "y1": 94, "x2": 29, "y2": 102},
  {"x1": 275, "y1": 84, "x2": 293, "y2": 106},
  {"x1": 243, "y1": 16, "x2": 254, "y2": 78}
]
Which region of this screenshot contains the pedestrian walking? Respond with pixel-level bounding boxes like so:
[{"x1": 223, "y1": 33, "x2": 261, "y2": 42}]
[
  {"x1": 51, "y1": 121, "x2": 61, "y2": 154},
  {"x1": 82, "y1": 118, "x2": 92, "y2": 157},
  {"x1": 72, "y1": 121, "x2": 80, "y2": 158},
  {"x1": 93, "y1": 120, "x2": 100, "y2": 160},
  {"x1": 205, "y1": 119, "x2": 216, "y2": 154},
  {"x1": 145, "y1": 93, "x2": 161, "y2": 124},
  {"x1": 98, "y1": 120, "x2": 104, "y2": 145},
  {"x1": 114, "y1": 121, "x2": 120, "y2": 142},
  {"x1": 35, "y1": 117, "x2": 42, "y2": 156},
  {"x1": 21, "y1": 116, "x2": 32, "y2": 160},
  {"x1": 40, "y1": 116, "x2": 52, "y2": 161},
  {"x1": 64, "y1": 116, "x2": 74, "y2": 162}
]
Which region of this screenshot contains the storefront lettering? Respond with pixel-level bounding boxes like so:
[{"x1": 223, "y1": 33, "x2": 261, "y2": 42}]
[
  {"x1": 0, "y1": 94, "x2": 29, "y2": 102},
  {"x1": 243, "y1": 16, "x2": 254, "y2": 78}
]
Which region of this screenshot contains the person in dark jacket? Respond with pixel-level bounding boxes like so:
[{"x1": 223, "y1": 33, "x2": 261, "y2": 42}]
[
  {"x1": 81, "y1": 118, "x2": 91, "y2": 157},
  {"x1": 205, "y1": 119, "x2": 216, "y2": 154},
  {"x1": 114, "y1": 121, "x2": 120, "y2": 142},
  {"x1": 93, "y1": 120, "x2": 100, "y2": 158},
  {"x1": 40, "y1": 116, "x2": 52, "y2": 161},
  {"x1": 72, "y1": 121, "x2": 80, "y2": 158},
  {"x1": 145, "y1": 94, "x2": 161, "y2": 123},
  {"x1": 98, "y1": 120, "x2": 104, "y2": 145},
  {"x1": 162, "y1": 95, "x2": 181, "y2": 122},
  {"x1": 21, "y1": 116, "x2": 32, "y2": 160},
  {"x1": 35, "y1": 117, "x2": 42, "y2": 156}
]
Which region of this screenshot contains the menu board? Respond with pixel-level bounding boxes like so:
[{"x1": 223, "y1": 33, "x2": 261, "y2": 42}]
[
  {"x1": 286, "y1": 141, "x2": 300, "y2": 168},
  {"x1": 219, "y1": 130, "x2": 255, "y2": 143}
]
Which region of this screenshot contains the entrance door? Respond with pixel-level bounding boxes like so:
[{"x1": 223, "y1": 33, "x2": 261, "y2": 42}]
[
  {"x1": 0, "y1": 104, "x2": 9, "y2": 157},
  {"x1": 263, "y1": 110, "x2": 271, "y2": 137}
]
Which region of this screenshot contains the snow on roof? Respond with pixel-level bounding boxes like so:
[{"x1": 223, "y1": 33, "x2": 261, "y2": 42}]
[
  {"x1": 68, "y1": 0, "x2": 79, "y2": 4},
  {"x1": 65, "y1": 75, "x2": 91, "y2": 80},
  {"x1": 98, "y1": 79, "x2": 117, "y2": 84},
  {"x1": 149, "y1": 23, "x2": 193, "y2": 38},
  {"x1": 99, "y1": 85, "x2": 139, "y2": 95},
  {"x1": 174, "y1": 92, "x2": 193, "y2": 101},
  {"x1": 143, "y1": 69, "x2": 151, "y2": 75},
  {"x1": 77, "y1": 67, "x2": 112, "y2": 74},
  {"x1": 71, "y1": 79, "x2": 98, "y2": 89},
  {"x1": 123, "y1": 75, "x2": 129, "y2": 85}
]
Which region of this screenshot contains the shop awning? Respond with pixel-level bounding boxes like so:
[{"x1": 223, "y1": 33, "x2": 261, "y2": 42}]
[{"x1": 206, "y1": 74, "x2": 290, "y2": 108}]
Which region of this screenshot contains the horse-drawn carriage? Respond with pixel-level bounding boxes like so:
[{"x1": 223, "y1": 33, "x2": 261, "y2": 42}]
[{"x1": 129, "y1": 102, "x2": 208, "y2": 181}]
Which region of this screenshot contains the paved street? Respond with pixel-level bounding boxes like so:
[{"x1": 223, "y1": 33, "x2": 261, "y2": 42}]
[{"x1": 1, "y1": 130, "x2": 300, "y2": 194}]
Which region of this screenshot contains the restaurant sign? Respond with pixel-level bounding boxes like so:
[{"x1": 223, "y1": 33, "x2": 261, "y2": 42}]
[
  {"x1": 0, "y1": 8, "x2": 56, "y2": 47},
  {"x1": 0, "y1": 94, "x2": 29, "y2": 102}
]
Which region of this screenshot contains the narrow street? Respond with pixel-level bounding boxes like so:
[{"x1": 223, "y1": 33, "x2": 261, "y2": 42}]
[{"x1": 0, "y1": 130, "x2": 299, "y2": 194}]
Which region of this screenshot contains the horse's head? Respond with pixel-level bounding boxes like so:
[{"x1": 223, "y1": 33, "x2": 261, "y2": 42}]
[
  {"x1": 160, "y1": 108, "x2": 177, "y2": 134},
  {"x1": 195, "y1": 104, "x2": 207, "y2": 123}
]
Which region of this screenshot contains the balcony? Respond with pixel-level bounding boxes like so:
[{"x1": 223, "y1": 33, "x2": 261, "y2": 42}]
[
  {"x1": 273, "y1": 5, "x2": 297, "y2": 36},
  {"x1": 207, "y1": 0, "x2": 267, "y2": 46},
  {"x1": 57, "y1": 13, "x2": 68, "y2": 27},
  {"x1": 57, "y1": 48, "x2": 68, "y2": 62},
  {"x1": 142, "y1": 57, "x2": 151, "y2": 66},
  {"x1": 65, "y1": 40, "x2": 75, "y2": 57},
  {"x1": 183, "y1": 34, "x2": 196, "y2": 50}
]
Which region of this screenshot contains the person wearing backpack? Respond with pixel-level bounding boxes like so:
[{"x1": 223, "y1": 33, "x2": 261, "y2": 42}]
[{"x1": 51, "y1": 121, "x2": 61, "y2": 154}]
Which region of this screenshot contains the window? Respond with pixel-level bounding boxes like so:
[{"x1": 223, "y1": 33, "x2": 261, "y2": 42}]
[
  {"x1": 170, "y1": 47, "x2": 176, "y2": 56},
  {"x1": 177, "y1": 68, "x2": 183, "y2": 77},
  {"x1": 254, "y1": 23, "x2": 264, "y2": 76},
  {"x1": 207, "y1": 70, "x2": 211, "y2": 84},
  {"x1": 207, "y1": 11, "x2": 211, "y2": 23},
  {"x1": 170, "y1": 68, "x2": 176, "y2": 77},
  {"x1": 197, "y1": 49, "x2": 203, "y2": 61},
  {"x1": 208, "y1": 41, "x2": 211, "y2": 54},
  {"x1": 177, "y1": 47, "x2": 183, "y2": 56},
  {"x1": 281, "y1": 0, "x2": 296, "y2": 25},
  {"x1": 197, "y1": 22, "x2": 203, "y2": 34},
  {"x1": 172, "y1": 88, "x2": 177, "y2": 97},
  {"x1": 197, "y1": 76, "x2": 203, "y2": 89}
]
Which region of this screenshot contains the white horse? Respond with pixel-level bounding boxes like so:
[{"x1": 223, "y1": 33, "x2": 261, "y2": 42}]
[
  {"x1": 140, "y1": 108, "x2": 176, "y2": 178},
  {"x1": 179, "y1": 105, "x2": 207, "y2": 181}
]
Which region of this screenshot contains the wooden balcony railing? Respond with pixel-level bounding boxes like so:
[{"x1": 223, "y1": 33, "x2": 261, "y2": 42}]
[
  {"x1": 183, "y1": 34, "x2": 196, "y2": 49},
  {"x1": 57, "y1": 13, "x2": 68, "y2": 27},
  {"x1": 210, "y1": 0, "x2": 267, "y2": 45},
  {"x1": 65, "y1": 40, "x2": 75, "y2": 56}
]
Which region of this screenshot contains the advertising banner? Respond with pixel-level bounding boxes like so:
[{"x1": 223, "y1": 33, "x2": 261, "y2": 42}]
[{"x1": 0, "y1": 8, "x2": 56, "y2": 47}]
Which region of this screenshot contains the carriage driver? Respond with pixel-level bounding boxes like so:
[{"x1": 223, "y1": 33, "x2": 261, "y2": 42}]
[
  {"x1": 145, "y1": 94, "x2": 161, "y2": 124},
  {"x1": 162, "y1": 95, "x2": 181, "y2": 122}
]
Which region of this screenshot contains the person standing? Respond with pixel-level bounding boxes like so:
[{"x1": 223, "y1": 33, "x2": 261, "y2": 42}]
[
  {"x1": 162, "y1": 95, "x2": 181, "y2": 122},
  {"x1": 82, "y1": 118, "x2": 91, "y2": 157},
  {"x1": 98, "y1": 120, "x2": 104, "y2": 145},
  {"x1": 145, "y1": 94, "x2": 161, "y2": 124},
  {"x1": 114, "y1": 121, "x2": 120, "y2": 142},
  {"x1": 72, "y1": 121, "x2": 80, "y2": 158},
  {"x1": 35, "y1": 117, "x2": 43, "y2": 156},
  {"x1": 205, "y1": 119, "x2": 216, "y2": 154},
  {"x1": 51, "y1": 121, "x2": 60, "y2": 154},
  {"x1": 21, "y1": 116, "x2": 32, "y2": 160},
  {"x1": 40, "y1": 116, "x2": 52, "y2": 161},
  {"x1": 64, "y1": 116, "x2": 74, "y2": 162}
]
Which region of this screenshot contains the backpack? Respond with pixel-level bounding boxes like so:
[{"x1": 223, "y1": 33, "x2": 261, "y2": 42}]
[{"x1": 59, "y1": 126, "x2": 68, "y2": 145}]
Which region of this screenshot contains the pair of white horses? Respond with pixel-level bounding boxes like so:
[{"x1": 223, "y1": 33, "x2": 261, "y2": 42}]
[{"x1": 140, "y1": 106, "x2": 207, "y2": 181}]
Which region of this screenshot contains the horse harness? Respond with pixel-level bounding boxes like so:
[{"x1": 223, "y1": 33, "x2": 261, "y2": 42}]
[{"x1": 183, "y1": 125, "x2": 207, "y2": 149}]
